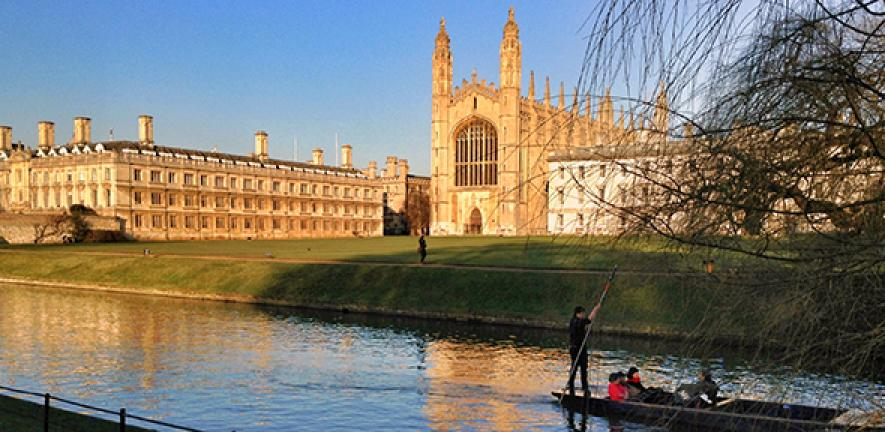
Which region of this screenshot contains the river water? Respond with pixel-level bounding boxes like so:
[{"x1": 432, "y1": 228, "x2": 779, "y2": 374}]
[{"x1": 0, "y1": 283, "x2": 881, "y2": 431}]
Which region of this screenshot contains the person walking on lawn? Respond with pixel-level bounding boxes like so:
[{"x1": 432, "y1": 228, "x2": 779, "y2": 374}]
[{"x1": 418, "y1": 235, "x2": 427, "y2": 264}]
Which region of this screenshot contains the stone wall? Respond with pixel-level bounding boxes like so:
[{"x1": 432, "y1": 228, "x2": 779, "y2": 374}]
[{"x1": 0, "y1": 212, "x2": 124, "y2": 244}]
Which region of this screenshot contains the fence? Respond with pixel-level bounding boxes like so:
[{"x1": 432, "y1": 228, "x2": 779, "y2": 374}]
[{"x1": 0, "y1": 384, "x2": 203, "y2": 432}]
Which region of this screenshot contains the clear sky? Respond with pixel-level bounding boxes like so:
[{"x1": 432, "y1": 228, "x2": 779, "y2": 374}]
[{"x1": 1, "y1": 0, "x2": 593, "y2": 175}]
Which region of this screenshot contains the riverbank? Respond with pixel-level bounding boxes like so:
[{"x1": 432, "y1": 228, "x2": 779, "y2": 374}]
[
  {"x1": 0, "y1": 239, "x2": 750, "y2": 340},
  {"x1": 0, "y1": 393, "x2": 151, "y2": 432}
]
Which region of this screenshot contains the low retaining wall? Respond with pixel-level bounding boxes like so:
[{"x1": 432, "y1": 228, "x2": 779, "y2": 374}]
[{"x1": 0, "y1": 212, "x2": 124, "y2": 244}]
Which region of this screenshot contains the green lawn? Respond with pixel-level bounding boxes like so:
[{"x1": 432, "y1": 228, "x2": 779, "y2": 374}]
[
  {"x1": 0, "y1": 394, "x2": 152, "y2": 432},
  {"x1": 1, "y1": 235, "x2": 745, "y2": 273},
  {"x1": 0, "y1": 236, "x2": 767, "y2": 339},
  {"x1": 0, "y1": 247, "x2": 741, "y2": 337}
]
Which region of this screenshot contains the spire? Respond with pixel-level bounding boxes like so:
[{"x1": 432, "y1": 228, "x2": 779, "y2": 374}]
[
  {"x1": 598, "y1": 87, "x2": 614, "y2": 125},
  {"x1": 572, "y1": 87, "x2": 579, "y2": 112},
  {"x1": 528, "y1": 71, "x2": 535, "y2": 100},
  {"x1": 618, "y1": 107, "x2": 625, "y2": 129},
  {"x1": 586, "y1": 94, "x2": 592, "y2": 118},
  {"x1": 435, "y1": 17, "x2": 450, "y2": 48},
  {"x1": 653, "y1": 81, "x2": 669, "y2": 132},
  {"x1": 558, "y1": 82, "x2": 565, "y2": 109},
  {"x1": 544, "y1": 76, "x2": 551, "y2": 107},
  {"x1": 499, "y1": 6, "x2": 521, "y2": 89},
  {"x1": 503, "y1": 6, "x2": 518, "y2": 38},
  {"x1": 433, "y1": 17, "x2": 453, "y2": 97},
  {"x1": 629, "y1": 111, "x2": 635, "y2": 130},
  {"x1": 471, "y1": 68, "x2": 478, "y2": 84}
]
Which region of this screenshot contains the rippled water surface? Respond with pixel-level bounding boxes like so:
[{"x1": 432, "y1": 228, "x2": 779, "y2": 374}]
[{"x1": 0, "y1": 283, "x2": 881, "y2": 431}]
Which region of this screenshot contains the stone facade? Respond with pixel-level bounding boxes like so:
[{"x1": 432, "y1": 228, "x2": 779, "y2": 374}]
[
  {"x1": 547, "y1": 143, "x2": 679, "y2": 235},
  {"x1": 429, "y1": 8, "x2": 665, "y2": 236},
  {"x1": 0, "y1": 116, "x2": 388, "y2": 240}
]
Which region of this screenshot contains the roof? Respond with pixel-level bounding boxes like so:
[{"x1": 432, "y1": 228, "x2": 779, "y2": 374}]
[
  {"x1": 22, "y1": 140, "x2": 363, "y2": 175},
  {"x1": 547, "y1": 140, "x2": 696, "y2": 162}
]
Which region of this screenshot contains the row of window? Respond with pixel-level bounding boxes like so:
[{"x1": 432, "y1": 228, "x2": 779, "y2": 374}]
[
  {"x1": 28, "y1": 167, "x2": 113, "y2": 185},
  {"x1": 132, "y1": 214, "x2": 379, "y2": 233},
  {"x1": 30, "y1": 188, "x2": 112, "y2": 209},
  {"x1": 554, "y1": 184, "x2": 654, "y2": 205},
  {"x1": 556, "y1": 160, "x2": 675, "y2": 180},
  {"x1": 554, "y1": 213, "x2": 628, "y2": 231},
  {"x1": 131, "y1": 191, "x2": 377, "y2": 216},
  {"x1": 131, "y1": 169, "x2": 375, "y2": 199}
]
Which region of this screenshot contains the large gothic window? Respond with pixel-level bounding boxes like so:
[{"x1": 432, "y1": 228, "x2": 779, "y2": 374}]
[{"x1": 454, "y1": 118, "x2": 498, "y2": 187}]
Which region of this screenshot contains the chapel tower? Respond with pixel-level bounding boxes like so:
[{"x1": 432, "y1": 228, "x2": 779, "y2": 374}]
[
  {"x1": 430, "y1": 17, "x2": 453, "y2": 232},
  {"x1": 497, "y1": 6, "x2": 522, "y2": 233}
]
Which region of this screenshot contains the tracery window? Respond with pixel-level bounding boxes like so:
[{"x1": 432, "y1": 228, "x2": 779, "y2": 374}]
[{"x1": 455, "y1": 118, "x2": 498, "y2": 187}]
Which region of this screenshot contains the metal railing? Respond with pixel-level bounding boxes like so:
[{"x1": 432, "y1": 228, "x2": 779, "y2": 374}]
[{"x1": 0, "y1": 384, "x2": 204, "y2": 432}]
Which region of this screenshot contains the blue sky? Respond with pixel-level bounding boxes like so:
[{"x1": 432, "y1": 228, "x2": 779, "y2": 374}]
[{"x1": 1, "y1": 0, "x2": 594, "y2": 174}]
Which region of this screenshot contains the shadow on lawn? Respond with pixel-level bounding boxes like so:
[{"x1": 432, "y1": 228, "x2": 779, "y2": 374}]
[{"x1": 336, "y1": 238, "x2": 686, "y2": 272}]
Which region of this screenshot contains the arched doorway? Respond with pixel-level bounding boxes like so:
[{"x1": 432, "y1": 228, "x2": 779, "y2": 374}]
[{"x1": 466, "y1": 208, "x2": 482, "y2": 234}]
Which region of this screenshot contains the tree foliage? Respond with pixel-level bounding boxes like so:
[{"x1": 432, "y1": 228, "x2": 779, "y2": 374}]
[{"x1": 577, "y1": 0, "x2": 883, "y2": 382}]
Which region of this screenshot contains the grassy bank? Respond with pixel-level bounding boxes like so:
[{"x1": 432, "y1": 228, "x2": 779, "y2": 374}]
[
  {"x1": 0, "y1": 244, "x2": 748, "y2": 338},
  {"x1": 0, "y1": 394, "x2": 151, "y2": 432},
  {"x1": 2, "y1": 236, "x2": 746, "y2": 272}
]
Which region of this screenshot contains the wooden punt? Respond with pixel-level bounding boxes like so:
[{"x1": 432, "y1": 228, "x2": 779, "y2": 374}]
[{"x1": 552, "y1": 390, "x2": 884, "y2": 431}]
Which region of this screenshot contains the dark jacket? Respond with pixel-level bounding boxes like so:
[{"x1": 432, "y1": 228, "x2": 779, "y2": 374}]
[{"x1": 568, "y1": 316, "x2": 591, "y2": 349}]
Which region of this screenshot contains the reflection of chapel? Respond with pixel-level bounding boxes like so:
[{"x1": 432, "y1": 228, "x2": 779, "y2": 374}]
[{"x1": 430, "y1": 7, "x2": 667, "y2": 236}]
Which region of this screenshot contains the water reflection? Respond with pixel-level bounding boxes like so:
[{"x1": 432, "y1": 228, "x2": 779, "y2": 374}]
[{"x1": 0, "y1": 283, "x2": 881, "y2": 431}]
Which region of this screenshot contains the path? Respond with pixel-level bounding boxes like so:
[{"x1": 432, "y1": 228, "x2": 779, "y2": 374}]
[{"x1": 0, "y1": 248, "x2": 697, "y2": 276}]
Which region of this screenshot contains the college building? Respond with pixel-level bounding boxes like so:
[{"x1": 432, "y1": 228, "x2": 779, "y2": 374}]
[{"x1": 0, "y1": 116, "x2": 398, "y2": 240}]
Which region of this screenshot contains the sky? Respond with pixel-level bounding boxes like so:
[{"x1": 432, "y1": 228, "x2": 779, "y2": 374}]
[{"x1": 1, "y1": 0, "x2": 595, "y2": 175}]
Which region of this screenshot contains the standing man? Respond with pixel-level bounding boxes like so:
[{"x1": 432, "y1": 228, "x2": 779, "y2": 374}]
[
  {"x1": 567, "y1": 303, "x2": 601, "y2": 396},
  {"x1": 418, "y1": 234, "x2": 427, "y2": 264}
]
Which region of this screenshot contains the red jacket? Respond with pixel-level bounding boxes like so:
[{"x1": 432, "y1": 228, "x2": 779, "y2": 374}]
[{"x1": 608, "y1": 382, "x2": 628, "y2": 401}]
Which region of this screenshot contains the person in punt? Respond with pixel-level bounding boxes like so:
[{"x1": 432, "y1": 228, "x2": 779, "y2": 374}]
[
  {"x1": 676, "y1": 370, "x2": 719, "y2": 408},
  {"x1": 608, "y1": 371, "x2": 629, "y2": 401}
]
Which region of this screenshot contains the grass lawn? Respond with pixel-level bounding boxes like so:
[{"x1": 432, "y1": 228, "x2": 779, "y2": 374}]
[
  {"x1": 0, "y1": 248, "x2": 740, "y2": 337},
  {"x1": 1, "y1": 235, "x2": 745, "y2": 273},
  {"x1": 0, "y1": 235, "x2": 766, "y2": 338},
  {"x1": 0, "y1": 394, "x2": 152, "y2": 432}
]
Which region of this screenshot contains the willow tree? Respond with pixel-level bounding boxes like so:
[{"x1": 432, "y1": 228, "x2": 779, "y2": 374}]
[{"x1": 577, "y1": 0, "x2": 883, "y2": 380}]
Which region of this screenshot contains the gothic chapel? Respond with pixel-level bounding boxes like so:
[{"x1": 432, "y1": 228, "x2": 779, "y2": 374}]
[{"x1": 430, "y1": 8, "x2": 662, "y2": 235}]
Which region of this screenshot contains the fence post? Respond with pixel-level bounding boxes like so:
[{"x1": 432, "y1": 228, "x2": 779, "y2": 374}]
[
  {"x1": 43, "y1": 393, "x2": 50, "y2": 432},
  {"x1": 119, "y1": 408, "x2": 126, "y2": 432}
]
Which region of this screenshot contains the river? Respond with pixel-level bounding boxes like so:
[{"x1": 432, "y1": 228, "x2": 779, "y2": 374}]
[{"x1": 0, "y1": 283, "x2": 881, "y2": 431}]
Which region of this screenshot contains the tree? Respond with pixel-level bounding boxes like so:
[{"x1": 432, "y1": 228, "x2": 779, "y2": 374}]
[
  {"x1": 32, "y1": 214, "x2": 68, "y2": 244},
  {"x1": 67, "y1": 207, "x2": 92, "y2": 243},
  {"x1": 576, "y1": 0, "x2": 883, "y2": 379},
  {"x1": 405, "y1": 189, "x2": 431, "y2": 235}
]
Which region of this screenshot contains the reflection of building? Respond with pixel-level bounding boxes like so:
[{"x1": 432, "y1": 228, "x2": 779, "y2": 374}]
[
  {"x1": 0, "y1": 117, "x2": 390, "y2": 240},
  {"x1": 423, "y1": 340, "x2": 555, "y2": 431},
  {"x1": 379, "y1": 156, "x2": 431, "y2": 235},
  {"x1": 430, "y1": 8, "x2": 650, "y2": 236}
]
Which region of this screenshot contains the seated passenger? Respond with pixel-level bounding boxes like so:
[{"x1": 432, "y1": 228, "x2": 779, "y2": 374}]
[
  {"x1": 625, "y1": 366, "x2": 646, "y2": 397},
  {"x1": 676, "y1": 370, "x2": 719, "y2": 407},
  {"x1": 608, "y1": 372, "x2": 629, "y2": 401}
]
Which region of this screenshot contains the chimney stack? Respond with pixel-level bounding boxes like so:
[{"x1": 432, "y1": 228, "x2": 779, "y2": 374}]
[
  {"x1": 38, "y1": 121, "x2": 55, "y2": 150},
  {"x1": 398, "y1": 159, "x2": 409, "y2": 178},
  {"x1": 312, "y1": 148, "x2": 324, "y2": 165},
  {"x1": 340, "y1": 144, "x2": 352, "y2": 169},
  {"x1": 73, "y1": 117, "x2": 91, "y2": 144},
  {"x1": 367, "y1": 161, "x2": 377, "y2": 179},
  {"x1": 138, "y1": 115, "x2": 154, "y2": 146},
  {"x1": 385, "y1": 156, "x2": 397, "y2": 178},
  {"x1": 254, "y1": 130, "x2": 268, "y2": 161},
  {"x1": 0, "y1": 126, "x2": 11, "y2": 151}
]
